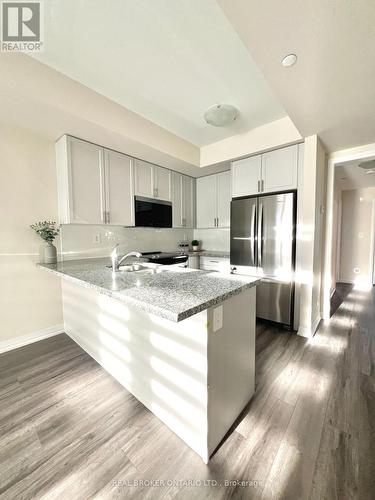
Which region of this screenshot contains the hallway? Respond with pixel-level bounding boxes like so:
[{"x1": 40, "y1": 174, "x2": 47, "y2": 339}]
[{"x1": 0, "y1": 286, "x2": 374, "y2": 499}]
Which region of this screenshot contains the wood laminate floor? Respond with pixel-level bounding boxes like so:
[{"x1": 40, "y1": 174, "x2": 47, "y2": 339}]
[{"x1": 1, "y1": 286, "x2": 374, "y2": 499}]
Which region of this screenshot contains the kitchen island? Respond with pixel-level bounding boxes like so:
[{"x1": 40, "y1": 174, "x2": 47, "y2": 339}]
[{"x1": 38, "y1": 258, "x2": 259, "y2": 462}]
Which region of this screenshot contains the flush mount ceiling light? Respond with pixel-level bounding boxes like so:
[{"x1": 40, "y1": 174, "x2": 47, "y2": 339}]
[
  {"x1": 204, "y1": 104, "x2": 238, "y2": 127},
  {"x1": 281, "y1": 54, "x2": 297, "y2": 67},
  {"x1": 366, "y1": 169, "x2": 375, "y2": 175}
]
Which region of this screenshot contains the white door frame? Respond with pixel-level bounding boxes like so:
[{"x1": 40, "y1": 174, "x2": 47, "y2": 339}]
[{"x1": 322, "y1": 142, "x2": 375, "y2": 320}]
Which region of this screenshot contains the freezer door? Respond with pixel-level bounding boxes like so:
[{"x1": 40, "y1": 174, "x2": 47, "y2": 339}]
[
  {"x1": 230, "y1": 198, "x2": 257, "y2": 269},
  {"x1": 256, "y1": 279, "x2": 293, "y2": 325},
  {"x1": 257, "y1": 192, "x2": 295, "y2": 279}
]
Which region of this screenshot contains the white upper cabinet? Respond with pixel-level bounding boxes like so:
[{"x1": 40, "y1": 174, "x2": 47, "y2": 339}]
[
  {"x1": 231, "y1": 144, "x2": 299, "y2": 198},
  {"x1": 262, "y1": 145, "x2": 298, "y2": 193},
  {"x1": 56, "y1": 136, "x2": 135, "y2": 225},
  {"x1": 231, "y1": 156, "x2": 262, "y2": 198},
  {"x1": 196, "y1": 172, "x2": 230, "y2": 228},
  {"x1": 134, "y1": 160, "x2": 171, "y2": 201},
  {"x1": 172, "y1": 172, "x2": 195, "y2": 228},
  {"x1": 104, "y1": 149, "x2": 134, "y2": 226},
  {"x1": 183, "y1": 175, "x2": 195, "y2": 228},
  {"x1": 134, "y1": 160, "x2": 153, "y2": 198},
  {"x1": 172, "y1": 172, "x2": 183, "y2": 227},
  {"x1": 56, "y1": 136, "x2": 105, "y2": 224},
  {"x1": 216, "y1": 171, "x2": 231, "y2": 228},
  {"x1": 196, "y1": 175, "x2": 217, "y2": 228},
  {"x1": 154, "y1": 166, "x2": 172, "y2": 201}
]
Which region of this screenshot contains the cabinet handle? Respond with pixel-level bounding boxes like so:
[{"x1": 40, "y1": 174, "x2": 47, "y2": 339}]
[
  {"x1": 107, "y1": 211, "x2": 110, "y2": 224},
  {"x1": 217, "y1": 217, "x2": 219, "y2": 227},
  {"x1": 262, "y1": 179, "x2": 264, "y2": 191},
  {"x1": 258, "y1": 180, "x2": 260, "y2": 192},
  {"x1": 103, "y1": 210, "x2": 106, "y2": 224}
]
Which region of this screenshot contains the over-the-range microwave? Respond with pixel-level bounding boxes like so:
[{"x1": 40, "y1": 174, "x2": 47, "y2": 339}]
[{"x1": 134, "y1": 196, "x2": 172, "y2": 228}]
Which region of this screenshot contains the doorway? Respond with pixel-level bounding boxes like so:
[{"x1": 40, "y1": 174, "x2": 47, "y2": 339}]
[{"x1": 323, "y1": 145, "x2": 375, "y2": 319}]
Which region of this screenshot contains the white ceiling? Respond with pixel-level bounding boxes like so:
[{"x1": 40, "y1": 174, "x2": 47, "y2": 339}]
[
  {"x1": 31, "y1": 0, "x2": 285, "y2": 146},
  {"x1": 217, "y1": 0, "x2": 375, "y2": 153},
  {"x1": 336, "y1": 156, "x2": 375, "y2": 190}
]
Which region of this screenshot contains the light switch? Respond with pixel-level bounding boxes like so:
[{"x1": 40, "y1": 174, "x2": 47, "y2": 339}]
[
  {"x1": 213, "y1": 305, "x2": 223, "y2": 332},
  {"x1": 93, "y1": 233, "x2": 101, "y2": 244}
]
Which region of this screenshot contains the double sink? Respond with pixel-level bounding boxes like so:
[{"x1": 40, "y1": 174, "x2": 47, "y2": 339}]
[{"x1": 107, "y1": 262, "x2": 169, "y2": 275}]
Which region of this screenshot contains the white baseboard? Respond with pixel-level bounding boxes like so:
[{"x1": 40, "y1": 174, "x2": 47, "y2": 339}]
[{"x1": 0, "y1": 324, "x2": 64, "y2": 354}]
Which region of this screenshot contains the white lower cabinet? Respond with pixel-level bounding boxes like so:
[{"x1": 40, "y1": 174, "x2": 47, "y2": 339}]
[{"x1": 199, "y1": 257, "x2": 230, "y2": 274}]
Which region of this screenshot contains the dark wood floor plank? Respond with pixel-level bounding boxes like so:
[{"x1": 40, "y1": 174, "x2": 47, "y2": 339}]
[{"x1": 1, "y1": 285, "x2": 374, "y2": 499}]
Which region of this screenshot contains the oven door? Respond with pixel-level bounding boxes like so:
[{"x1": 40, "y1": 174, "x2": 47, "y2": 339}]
[{"x1": 135, "y1": 196, "x2": 172, "y2": 228}]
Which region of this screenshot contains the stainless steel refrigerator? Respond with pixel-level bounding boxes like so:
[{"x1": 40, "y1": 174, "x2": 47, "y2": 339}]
[{"x1": 230, "y1": 191, "x2": 296, "y2": 328}]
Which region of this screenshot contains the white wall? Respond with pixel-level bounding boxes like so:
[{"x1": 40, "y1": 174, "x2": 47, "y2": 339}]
[
  {"x1": 339, "y1": 187, "x2": 375, "y2": 285},
  {"x1": 193, "y1": 229, "x2": 230, "y2": 252},
  {"x1": 200, "y1": 117, "x2": 302, "y2": 166},
  {"x1": 0, "y1": 124, "x2": 63, "y2": 345},
  {"x1": 331, "y1": 180, "x2": 342, "y2": 294},
  {"x1": 297, "y1": 135, "x2": 327, "y2": 337}
]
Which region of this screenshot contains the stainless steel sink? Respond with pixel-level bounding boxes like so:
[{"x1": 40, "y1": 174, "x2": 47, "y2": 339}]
[{"x1": 107, "y1": 262, "x2": 168, "y2": 274}]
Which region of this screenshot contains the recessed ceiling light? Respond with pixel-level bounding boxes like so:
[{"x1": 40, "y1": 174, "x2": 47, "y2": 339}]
[
  {"x1": 281, "y1": 54, "x2": 297, "y2": 67},
  {"x1": 204, "y1": 104, "x2": 238, "y2": 127}
]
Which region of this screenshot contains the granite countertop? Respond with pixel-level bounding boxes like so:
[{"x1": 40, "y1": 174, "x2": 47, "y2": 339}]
[
  {"x1": 38, "y1": 258, "x2": 258, "y2": 322},
  {"x1": 187, "y1": 250, "x2": 230, "y2": 258}
]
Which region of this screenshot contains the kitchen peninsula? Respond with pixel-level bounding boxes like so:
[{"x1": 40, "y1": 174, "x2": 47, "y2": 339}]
[{"x1": 38, "y1": 258, "x2": 259, "y2": 462}]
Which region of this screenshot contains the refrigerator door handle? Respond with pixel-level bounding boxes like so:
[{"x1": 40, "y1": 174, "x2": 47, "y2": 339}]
[
  {"x1": 258, "y1": 203, "x2": 263, "y2": 268},
  {"x1": 250, "y1": 203, "x2": 256, "y2": 265}
]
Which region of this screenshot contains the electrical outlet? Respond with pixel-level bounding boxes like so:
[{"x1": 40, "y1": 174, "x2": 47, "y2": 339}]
[
  {"x1": 354, "y1": 267, "x2": 360, "y2": 274},
  {"x1": 213, "y1": 305, "x2": 223, "y2": 332},
  {"x1": 93, "y1": 233, "x2": 101, "y2": 244}
]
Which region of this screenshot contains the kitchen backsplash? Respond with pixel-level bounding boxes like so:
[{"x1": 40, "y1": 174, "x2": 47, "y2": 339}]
[
  {"x1": 193, "y1": 228, "x2": 230, "y2": 252},
  {"x1": 60, "y1": 225, "x2": 194, "y2": 260}
]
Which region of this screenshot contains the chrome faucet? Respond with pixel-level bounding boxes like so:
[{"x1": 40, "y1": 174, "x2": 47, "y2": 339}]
[{"x1": 111, "y1": 244, "x2": 142, "y2": 272}]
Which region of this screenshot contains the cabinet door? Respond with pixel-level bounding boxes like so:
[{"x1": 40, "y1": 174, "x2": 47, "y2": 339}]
[
  {"x1": 262, "y1": 145, "x2": 298, "y2": 193},
  {"x1": 104, "y1": 149, "x2": 134, "y2": 226},
  {"x1": 183, "y1": 176, "x2": 195, "y2": 228},
  {"x1": 172, "y1": 172, "x2": 183, "y2": 227},
  {"x1": 231, "y1": 156, "x2": 262, "y2": 197},
  {"x1": 155, "y1": 166, "x2": 171, "y2": 200},
  {"x1": 135, "y1": 160, "x2": 153, "y2": 198},
  {"x1": 68, "y1": 137, "x2": 105, "y2": 224},
  {"x1": 196, "y1": 175, "x2": 216, "y2": 228},
  {"x1": 216, "y1": 171, "x2": 231, "y2": 227}
]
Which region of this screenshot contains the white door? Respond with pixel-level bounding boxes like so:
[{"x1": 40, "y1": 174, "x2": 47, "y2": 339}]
[
  {"x1": 172, "y1": 172, "x2": 183, "y2": 227},
  {"x1": 104, "y1": 149, "x2": 134, "y2": 226},
  {"x1": 231, "y1": 155, "x2": 262, "y2": 198},
  {"x1": 196, "y1": 175, "x2": 216, "y2": 228},
  {"x1": 183, "y1": 176, "x2": 195, "y2": 228},
  {"x1": 68, "y1": 137, "x2": 105, "y2": 224},
  {"x1": 135, "y1": 160, "x2": 153, "y2": 198},
  {"x1": 216, "y1": 171, "x2": 231, "y2": 228},
  {"x1": 155, "y1": 166, "x2": 172, "y2": 200},
  {"x1": 262, "y1": 145, "x2": 298, "y2": 193}
]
